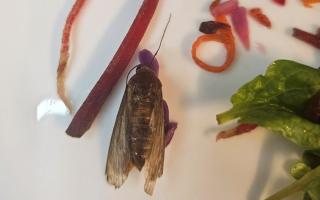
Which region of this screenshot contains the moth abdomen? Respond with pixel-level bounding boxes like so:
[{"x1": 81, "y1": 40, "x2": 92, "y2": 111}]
[{"x1": 129, "y1": 102, "x2": 154, "y2": 170}]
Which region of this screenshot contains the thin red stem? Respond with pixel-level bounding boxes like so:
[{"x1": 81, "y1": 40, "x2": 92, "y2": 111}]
[
  {"x1": 57, "y1": 0, "x2": 87, "y2": 112},
  {"x1": 293, "y1": 28, "x2": 320, "y2": 49}
]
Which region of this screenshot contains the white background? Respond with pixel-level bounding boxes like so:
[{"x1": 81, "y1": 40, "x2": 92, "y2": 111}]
[{"x1": 1, "y1": 0, "x2": 320, "y2": 199}]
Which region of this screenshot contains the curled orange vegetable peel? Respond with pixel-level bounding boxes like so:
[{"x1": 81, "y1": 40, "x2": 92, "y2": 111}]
[
  {"x1": 302, "y1": 0, "x2": 320, "y2": 7},
  {"x1": 192, "y1": 15, "x2": 235, "y2": 73}
]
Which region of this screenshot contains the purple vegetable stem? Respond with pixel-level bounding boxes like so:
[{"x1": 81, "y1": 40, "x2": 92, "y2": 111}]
[
  {"x1": 231, "y1": 6, "x2": 250, "y2": 50},
  {"x1": 139, "y1": 50, "x2": 177, "y2": 146},
  {"x1": 138, "y1": 49, "x2": 159, "y2": 76},
  {"x1": 163, "y1": 100, "x2": 170, "y2": 125},
  {"x1": 165, "y1": 122, "x2": 178, "y2": 147},
  {"x1": 163, "y1": 100, "x2": 177, "y2": 147}
]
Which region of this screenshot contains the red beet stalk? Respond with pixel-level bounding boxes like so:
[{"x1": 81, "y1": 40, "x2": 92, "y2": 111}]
[
  {"x1": 292, "y1": 28, "x2": 320, "y2": 49},
  {"x1": 66, "y1": 0, "x2": 160, "y2": 137}
]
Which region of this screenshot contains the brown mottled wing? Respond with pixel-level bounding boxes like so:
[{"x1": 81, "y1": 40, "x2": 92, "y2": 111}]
[
  {"x1": 144, "y1": 85, "x2": 165, "y2": 195},
  {"x1": 106, "y1": 87, "x2": 131, "y2": 188}
]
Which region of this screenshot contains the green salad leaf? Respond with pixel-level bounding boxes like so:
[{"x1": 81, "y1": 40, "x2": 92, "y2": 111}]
[
  {"x1": 267, "y1": 149, "x2": 320, "y2": 200},
  {"x1": 217, "y1": 60, "x2": 320, "y2": 149},
  {"x1": 266, "y1": 164, "x2": 320, "y2": 200},
  {"x1": 290, "y1": 162, "x2": 311, "y2": 180}
]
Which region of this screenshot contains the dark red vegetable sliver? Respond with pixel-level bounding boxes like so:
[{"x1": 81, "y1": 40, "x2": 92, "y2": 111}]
[
  {"x1": 272, "y1": 0, "x2": 286, "y2": 6},
  {"x1": 292, "y1": 28, "x2": 320, "y2": 49},
  {"x1": 216, "y1": 124, "x2": 258, "y2": 141},
  {"x1": 236, "y1": 124, "x2": 258, "y2": 133},
  {"x1": 66, "y1": 0, "x2": 159, "y2": 137},
  {"x1": 199, "y1": 21, "x2": 230, "y2": 34}
]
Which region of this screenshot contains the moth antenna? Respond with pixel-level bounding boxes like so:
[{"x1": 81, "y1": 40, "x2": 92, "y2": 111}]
[
  {"x1": 126, "y1": 14, "x2": 172, "y2": 84},
  {"x1": 126, "y1": 65, "x2": 139, "y2": 84},
  {"x1": 149, "y1": 14, "x2": 172, "y2": 66}
]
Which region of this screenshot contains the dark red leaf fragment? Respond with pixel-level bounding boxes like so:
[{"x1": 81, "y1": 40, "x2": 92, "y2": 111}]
[
  {"x1": 292, "y1": 28, "x2": 320, "y2": 49},
  {"x1": 199, "y1": 21, "x2": 230, "y2": 34},
  {"x1": 216, "y1": 124, "x2": 258, "y2": 141},
  {"x1": 273, "y1": 0, "x2": 286, "y2": 6}
]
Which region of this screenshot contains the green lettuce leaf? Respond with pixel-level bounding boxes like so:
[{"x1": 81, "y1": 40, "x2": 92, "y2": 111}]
[
  {"x1": 266, "y1": 165, "x2": 320, "y2": 200},
  {"x1": 271, "y1": 149, "x2": 320, "y2": 200},
  {"x1": 217, "y1": 60, "x2": 320, "y2": 149}
]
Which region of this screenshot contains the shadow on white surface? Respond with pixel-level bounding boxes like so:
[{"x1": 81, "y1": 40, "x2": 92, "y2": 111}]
[{"x1": 247, "y1": 132, "x2": 302, "y2": 200}]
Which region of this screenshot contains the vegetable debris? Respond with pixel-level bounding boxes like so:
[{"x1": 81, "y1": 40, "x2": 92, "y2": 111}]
[
  {"x1": 272, "y1": 0, "x2": 286, "y2": 6},
  {"x1": 217, "y1": 60, "x2": 320, "y2": 199},
  {"x1": 249, "y1": 8, "x2": 271, "y2": 29},
  {"x1": 66, "y1": 0, "x2": 159, "y2": 137},
  {"x1": 217, "y1": 60, "x2": 320, "y2": 149},
  {"x1": 266, "y1": 164, "x2": 320, "y2": 200},
  {"x1": 210, "y1": 0, "x2": 239, "y2": 17},
  {"x1": 302, "y1": 0, "x2": 320, "y2": 7},
  {"x1": 293, "y1": 28, "x2": 320, "y2": 49},
  {"x1": 163, "y1": 100, "x2": 178, "y2": 146},
  {"x1": 216, "y1": 123, "x2": 257, "y2": 141},
  {"x1": 138, "y1": 49, "x2": 159, "y2": 76},
  {"x1": 56, "y1": 0, "x2": 87, "y2": 112},
  {"x1": 192, "y1": 26, "x2": 235, "y2": 73},
  {"x1": 267, "y1": 149, "x2": 320, "y2": 200},
  {"x1": 192, "y1": 0, "x2": 236, "y2": 73},
  {"x1": 199, "y1": 21, "x2": 230, "y2": 35},
  {"x1": 231, "y1": 6, "x2": 250, "y2": 50}
]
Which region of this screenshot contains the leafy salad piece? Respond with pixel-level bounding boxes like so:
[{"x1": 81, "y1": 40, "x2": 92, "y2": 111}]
[
  {"x1": 267, "y1": 150, "x2": 320, "y2": 200},
  {"x1": 216, "y1": 60, "x2": 320, "y2": 199},
  {"x1": 217, "y1": 60, "x2": 320, "y2": 149},
  {"x1": 266, "y1": 162, "x2": 320, "y2": 200}
]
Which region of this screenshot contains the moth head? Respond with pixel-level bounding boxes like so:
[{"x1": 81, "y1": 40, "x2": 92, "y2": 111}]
[{"x1": 136, "y1": 64, "x2": 154, "y2": 73}]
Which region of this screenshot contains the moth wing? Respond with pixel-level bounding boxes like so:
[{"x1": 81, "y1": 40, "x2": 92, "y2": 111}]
[
  {"x1": 106, "y1": 87, "x2": 131, "y2": 188},
  {"x1": 144, "y1": 87, "x2": 165, "y2": 195}
]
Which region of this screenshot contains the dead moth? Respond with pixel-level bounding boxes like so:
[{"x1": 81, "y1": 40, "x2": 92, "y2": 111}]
[
  {"x1": 106, "y1": 16, "x2": 176, "y2": 195},
  {"x1": 106, "y1": 61, "x2": 165, "y2": 195}
]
